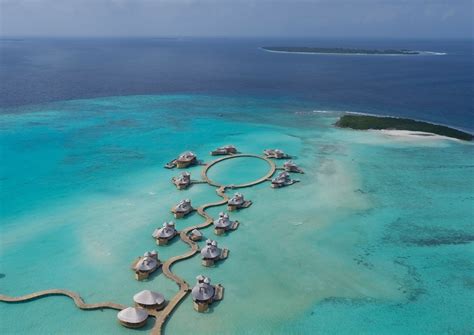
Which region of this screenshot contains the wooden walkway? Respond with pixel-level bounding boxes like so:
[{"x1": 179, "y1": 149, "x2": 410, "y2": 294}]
[
  {"x1": 1, "y1": 153, "x2": 278, "y2": 335},
  {"x1": 151, "y1": 155, "x2": 277, "y2": 334},
  {"x1": 201, "y1": 154, "x2": 276, "y2": 188},
  {"x1": 150, "y1": 186, "x2": 229, "y2": 335},
  {"x1": 0, "y1": 289, "x2": 125, "y2": 311}
]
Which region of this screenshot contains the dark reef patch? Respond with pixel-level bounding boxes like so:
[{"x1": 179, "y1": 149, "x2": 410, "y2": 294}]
[
  {"x1": 384, "y1": 218, "x2": 474, "y2": 247},
  {"x1": 320, "y1": 296, "x2": 377, "y2": 305}
]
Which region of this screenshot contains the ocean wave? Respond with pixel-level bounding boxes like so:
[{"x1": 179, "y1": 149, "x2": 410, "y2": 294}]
[
  {"x1": 294, "y1": 110, "x2": 350, "y2": 115},
  {"x1": 417, "y1": 51, "x2": 447, "y2": 56}
]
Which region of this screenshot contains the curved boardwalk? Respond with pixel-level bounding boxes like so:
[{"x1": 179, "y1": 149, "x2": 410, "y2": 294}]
[
  {"x1": 1, "y1": 154, "x2": 277, "y2": 335},
  {"x1": 151, "y1": 187, "x2": 229, "y2": 335},
  {"x1": 152, "y1": 155, "x2": 276, "y2": 334},
  {"x1": 202, "y1": 154, "x2": 276, "y2": 188},
  {"x1": 0, "y1": 289, "x2": 125, "y2": 311}
]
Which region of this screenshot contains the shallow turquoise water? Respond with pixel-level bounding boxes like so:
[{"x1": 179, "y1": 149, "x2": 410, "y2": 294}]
[
  {"x1": 206, "y1": 156, "x2": 271, "y2": 186},
  {"x1": 0, "y1": 95, "x2": 473, "y2": 334}
]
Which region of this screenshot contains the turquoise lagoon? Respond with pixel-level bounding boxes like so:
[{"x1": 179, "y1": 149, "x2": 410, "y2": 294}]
[{"x1": 0, "y1": 95, "x2": 473, "y2": 334}]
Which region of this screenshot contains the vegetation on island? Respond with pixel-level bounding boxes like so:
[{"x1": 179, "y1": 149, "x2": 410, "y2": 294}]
[
  {"x1": 335, "y1": 114, "x2": 473, "y2": 141},
  {"x1": 262, "y1": 47, "x2": 419, "y2": 55}
]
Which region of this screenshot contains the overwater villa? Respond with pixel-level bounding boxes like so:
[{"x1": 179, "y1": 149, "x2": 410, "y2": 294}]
[
  {"x1": 211, "y1": 145, "x2": 238, "y2": 156},
  {"x1": 171, "y1": 199, "x2": 194, "y2": 218},
  {"x1": 200, "y1": 239, "x2": 229, "y2": 266},
  {"x1": 133, "y1": 290, "x2": 166, "y2": 311},
  {"x1": 117, "y1": 307, "x2": 148, "y2": 329},
  {"x1": 189, "y1": 228, "x2": 203, "y2": 241},
  {"x1": 283, "y1": 160, "x2": 304, "y2": 173},
  {"x1": 213, "y1": 212, "x2": 239, "y2": 235},
  {"x1": 271, "y1": 171, "x2": 299, "y2": 188},
  {"x1": 131, "y1": 250, "x2": 161, "y2": 280},
  {"x1": 176, "y1": 151, "x2": 198, "y2": 168},
  {"x1": 172, "y1": 171, "x2": 191, "y2": 189},
  {"x1": 227, "y1": 192, "x2": 252, "y2": 211},
  {"x1": 263, "y1": 148, "x2": 290, "y2": 159},
  {"x1": 191, "y1": 275, "x2": 224, "y2": 312},
  {"x1": 152, "y1": 221, "x2": 178, "y2": 245},
  {"x1": 164, "y1": 151, "x2": 198, "y2": 169}
]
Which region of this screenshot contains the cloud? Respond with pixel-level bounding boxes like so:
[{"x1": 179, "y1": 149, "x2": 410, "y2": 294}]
[{"x1": 0, "y1": 0, "x2": 472, "y2": 38}]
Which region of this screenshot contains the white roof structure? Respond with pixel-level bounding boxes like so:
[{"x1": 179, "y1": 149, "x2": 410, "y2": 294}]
[
  {"x1": 228, "y1": 193, "x2": 244, "y2": 206},
  {"x1": 152, "y1": 222, "x2": 176, "y2": 239},
  {"x1": 214, "y1": 212, "x2": 232, "y2": 228},
  {"x1": 175, "y1": 172, "x2": 191, "y2": 182},
  {"x1": 135, "y1": 256, "x2": 157, "y2": 272},
  {"x1": 191, "y1": 275, "x2": 215, "y2": 301},
  {"x1": 200, "y1": 239, "x2": 222, "y2": 259},
  {"x1": 117, "y1": 307, "x2": 148, "y2": 323},
  {"x1": 133, "y1": 290, "x2": 165, "y2": 306},
  {"x1": 272, "y1": 171, "x2": 290, "y2": 183},
  {"x1": 178, "y1": 151, "x2": 196, "y2": 161},
  {"x1": 190, "y1": 229, "x2": 202, "y2": 237},
  {"x1": 175, "y1": 199, "x2": 192, "y2": 212}
]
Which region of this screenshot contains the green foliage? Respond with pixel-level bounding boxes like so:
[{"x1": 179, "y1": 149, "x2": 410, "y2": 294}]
[
  {"x1": 262, "y1": 47, "x2": 419, "y2": 55},
  {"x1": 335, "y1": 114, "x2": 473, "y2": 141}
]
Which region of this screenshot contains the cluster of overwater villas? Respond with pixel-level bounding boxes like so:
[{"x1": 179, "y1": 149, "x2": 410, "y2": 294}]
[
  {"x1": 121, "y1": 148, "x2": 304, "y2": 328},
  {"x1": 165, "y1": 147, "x2": 303, "y2": 174},
  {"x1": 165, "y1": 145, "x2": 237, "y2": 169},
  {"x1": 173, "y1": 169, "x2": 301, "y2": 190},
  {"x1": 127, "y1": 193, "x2": 248, "y2": 326},
  {"x1": 116, "y1": 274, "x2": 224, "y2": 328}
]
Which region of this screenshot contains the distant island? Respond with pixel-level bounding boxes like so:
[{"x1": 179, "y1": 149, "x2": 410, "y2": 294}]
[
  {"x1": 262, "y1": 47, "x2": 420, "y2": 55},
  {"x1": 335, "y1": 114, "x2": 473, "y2": 141}
]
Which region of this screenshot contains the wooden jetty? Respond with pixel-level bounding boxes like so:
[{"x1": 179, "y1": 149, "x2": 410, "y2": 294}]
[{"x1": 0, "y1": 289, "x2": 125, "y2": 311}]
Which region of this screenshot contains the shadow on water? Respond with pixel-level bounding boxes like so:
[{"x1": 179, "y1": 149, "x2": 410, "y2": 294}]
[{"x1": 146, "y1": 266, "x2": 164, "y2": 282}]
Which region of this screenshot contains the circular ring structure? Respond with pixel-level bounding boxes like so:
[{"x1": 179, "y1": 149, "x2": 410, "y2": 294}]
[{"x1": 201, "y1": 154, "x2": 276, "y2": 188}]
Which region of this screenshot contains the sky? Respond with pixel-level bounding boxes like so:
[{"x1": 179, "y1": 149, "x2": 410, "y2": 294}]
[{"x1": 0, "y1": 0, "x2": 472, "y2": 39}]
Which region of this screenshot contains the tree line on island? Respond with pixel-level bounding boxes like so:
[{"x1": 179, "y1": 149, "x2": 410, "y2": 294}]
[
  {"x1": 262, "y1": 47, "x2": 419, "y2": 55},
  {"x1": 335, "y1": 114, "x2": 473, "y2": 141}
]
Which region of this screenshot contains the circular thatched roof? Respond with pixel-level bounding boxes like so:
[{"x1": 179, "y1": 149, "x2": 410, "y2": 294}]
[
  {"x1": 133, "y1": 290, "x2": 165, "y2": 306},
  {"x1": 200, "y1": 241, "x2": 221, "y2": 259},
  {"x1": 117, "y1": 307, "x2": 148, "y2": 323}
]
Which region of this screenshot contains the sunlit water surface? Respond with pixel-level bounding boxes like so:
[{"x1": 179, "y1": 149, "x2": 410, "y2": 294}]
[{"x1": 0, "y1": 95, "x2": 473, "y2": 334}]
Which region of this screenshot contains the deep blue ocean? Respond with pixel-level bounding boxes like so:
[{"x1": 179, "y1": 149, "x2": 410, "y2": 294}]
[{"x1": 1, "y1": 38, "x2": 473, "y2": 130}]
